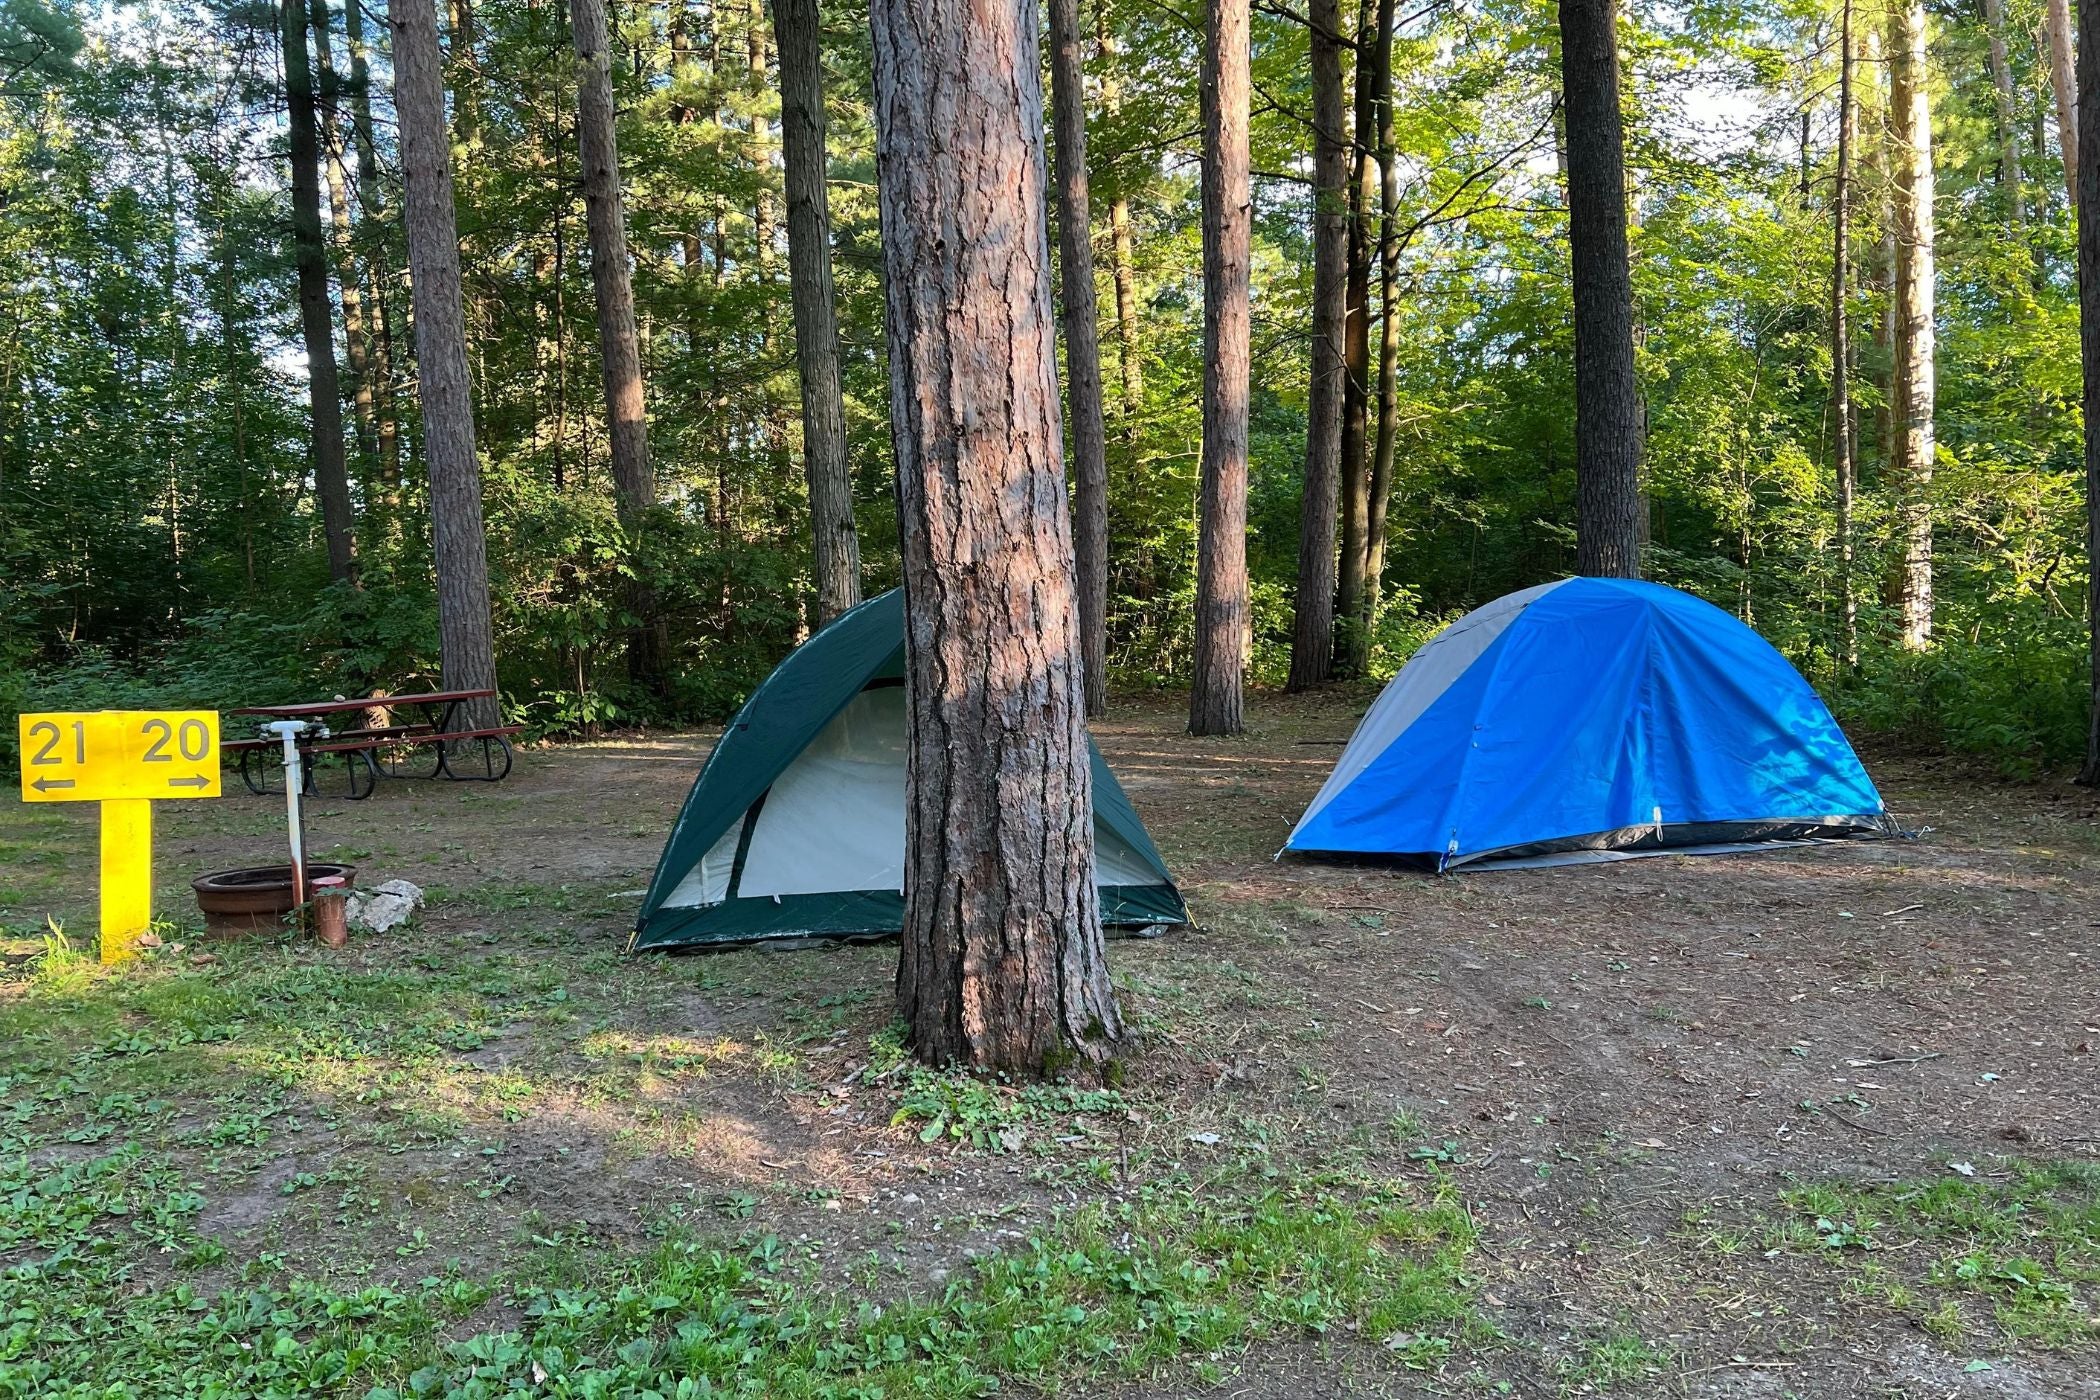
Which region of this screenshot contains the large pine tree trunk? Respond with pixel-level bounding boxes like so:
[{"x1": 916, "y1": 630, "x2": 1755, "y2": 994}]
[
  {"x1": 1982, "y1": 0, "x2": 2026, "y2": 228},
  {"x1": 1558, "y1": 0, "x2": 1643, "y2": 578},
  {"x1": 1047, "y1": 0, "x2": 1110, "y2": 717},
  {"x1": 1832, "y1": 0, "x2": 1858, "y2": 668},
  {"x1": 770, "y1": 0, "x2": 861, "y2": 627},
  {"x1": 2076, "y1": 0, "x2": 2100, "y2": 782},
  {"x1": 570, "y1": 0, "x2": 666, "y2": 694},
  {"x1": 869, "y1": 0, "x2": 1122, "y2": 1071},
  {"x1": 1888, "y1": 0, "x2": 1935, "y2": 649},
  {"x1": 391, "y1": 0, "x2": 500, "y2": 731},
  {"x1": 1190, "y1": 0, "x2": 1251, "y2": 737},
  {"x1": 281, "y1": 0, "x2": 358, "y2": 585},
  {"x1": 1288, "y1": 0, "x2": 1348, "y2": 692},
  {"x1": 2049, "y1": 0, "x2": 2079, "y2": 217},
  {"x1": 1335, "y1": 0, "x2": 1378, "y2": 671}
]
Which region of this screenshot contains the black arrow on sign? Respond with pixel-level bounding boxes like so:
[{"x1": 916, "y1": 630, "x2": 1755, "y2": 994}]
[
  {"x1": 167, "y1": 775, "x2": 211, "y2": 790},
  {"x1": 30, "y1": 776, "x2": 75, "y2": 793}
]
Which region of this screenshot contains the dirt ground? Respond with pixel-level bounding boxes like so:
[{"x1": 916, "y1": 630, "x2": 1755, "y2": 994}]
[{"x1": 4, "y1": 688, "x2": 2099, "y2": 1396}]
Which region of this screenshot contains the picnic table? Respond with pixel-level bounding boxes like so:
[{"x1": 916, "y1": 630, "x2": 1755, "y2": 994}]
[{"x1": 224, "y1": 689, "x2": 522, "y2": 800}]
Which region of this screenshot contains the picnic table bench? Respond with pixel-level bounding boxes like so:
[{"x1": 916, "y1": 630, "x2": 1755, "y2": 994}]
[{"x1": 225, "y1": 689, "x2": 522, "y2": 800}]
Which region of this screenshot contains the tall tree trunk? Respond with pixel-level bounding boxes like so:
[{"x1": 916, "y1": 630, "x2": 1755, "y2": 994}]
[
  {"x1": 2076, "y1": 0, "x2": 2100, "y2": 782},
  {"x1": 1190, "y1": 0, "x2": 1251, "y2": 737},
  {"x1": 1833, "y1": 0, "x2": 1858, "y2": 668},
  {"x1": 571, "y1": 0, "x2": 667, "y2": 691},
  {"x1": 1366, "y1": 0, "x2": 1399, "y2": 636},
  {"x1": 282, "y1": 0, "x2": 358, "y2": 585},
  {"x1": 869, "y1": 0, "x2": 1121, "y2": 1072},
  {"x1": 771, "y1": 0, "x2": 861, "y2": 627},
  {"x1": 312, "y1": 0, "x2": 378, "y2": 476},
  {"x1": 1558, "y1": 0, "x2": 1643, "y2": 578},
  {"x1": 1108, "y1": 197, "x2": 1143, "y2": 414},
  {"x1": 1983, "y1": 0, "x2": 2026, "y2": 229},
  {"x1": 448, "y1": 0, "x2": 479, "y2": 147},
  {"x1": 1335, "y1": 0, "x2": 1378, "y2": 669},
  {"x1": 391, "y1": 0, "x2": 500, "y2": 730},
  {"x1": 2049, "y1": 0, "x2": 2080, "y2": 216},
  {"x1": 1046, "y1": 0, "x2": 1110, "y2": 717},
  {"x1": 1888, "y1": 0, "x2": 1935, "y2": 648},
  {"x1": 1288, "y1": 0, "x2": 1348, "y2": 692},
  {"x1": 342, "y1": 0, "x2": 399, "y2": 493}
]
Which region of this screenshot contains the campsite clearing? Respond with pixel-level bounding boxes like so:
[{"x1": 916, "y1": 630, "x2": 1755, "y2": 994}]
[{"x1": 3, "y1": 690, "x2": 2098, "y2": 1396}]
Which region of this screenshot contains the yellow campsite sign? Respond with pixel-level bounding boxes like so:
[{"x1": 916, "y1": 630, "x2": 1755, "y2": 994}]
[{"x1": 17, "y1": 710, "x2": 221, "y2": 802}]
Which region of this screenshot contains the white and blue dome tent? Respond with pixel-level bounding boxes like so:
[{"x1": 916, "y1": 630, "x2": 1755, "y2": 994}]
[{"x1": 1287, "y1": 578, "x2": 1897, "y2": 869}]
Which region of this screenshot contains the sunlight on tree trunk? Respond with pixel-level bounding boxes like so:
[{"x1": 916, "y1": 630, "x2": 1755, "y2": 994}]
[
  {"x1": 2076, "y1": 0, "x2": 2100, "y2": 783},
  {"x1": 1982, "y1": 0, "x2": 2025, "y2": 230},
  {"x1": 2048, "y1": 0, "x2": 2079, "y2": 218},
  {"x1": 869, "y1": 0, "x2": 1122, "y2": 1071},
  {"x1": 1832, "y1": 0, "x2": 1858, "y2": 669},
  {"x1": 1888, "y1": 0, "x2": 1935, "y2": 649}
]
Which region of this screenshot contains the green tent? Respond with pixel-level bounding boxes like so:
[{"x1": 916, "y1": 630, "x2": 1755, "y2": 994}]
[{"x1": 630, "y1": 589, "x2": 1189, "y2": 952}]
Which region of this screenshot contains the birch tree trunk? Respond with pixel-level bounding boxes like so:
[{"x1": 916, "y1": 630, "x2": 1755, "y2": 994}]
[
  {"x1": 1888, "y1": 0, "x2": 1935, "y2": 649},
  {"x1": 1983, "y1": 0, "x2": 2026, "y2": 228},
  {"x1": 2049, "y1": 0, "x2": 2079, "y2": 216},
  {"x1": 1558, "y1": 0, "x2": 1644, "y2": 578},
  {"x1": 282, "y1": 0, "x2": 358, "y2": 585},
  {"x1": 770, "y1": 0, "x2": 861, "y2": 626},
  {"x1": 570, "y1": 0, "x2": 666, "y2": 690},
  {"x1": 1335, "y1": 0, "x2": 1378, "y2": 671},
  {"x1": 1190, "y1": 0, "x2": 1251, "y2": 737},
  {"x1": 1832, "y1": 0, "x2": 1858, "y2": 667},
  {"x1": 391, "y1": 0, "x2": 500, "y2": 731},
  {"x1": 1047, "y1": 0, "x2": 1110, "y2": 717},
  {"x1": 1288, "y1": 0, "x2": 1348, "y2": 692},
  {"x1": 869, "y1": 0, "x2": 1121, "y2": 1071},
  {"x1": 2075, "y1": 0, "x2": 2100, "y2": 782}
]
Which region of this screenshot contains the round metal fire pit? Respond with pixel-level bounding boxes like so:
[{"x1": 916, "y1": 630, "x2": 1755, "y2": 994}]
[{"x1": 191, "y1": 864, "x2": 357, "y2": 939}]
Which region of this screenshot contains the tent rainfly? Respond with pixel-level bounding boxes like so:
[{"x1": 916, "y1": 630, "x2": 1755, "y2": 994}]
[
  {"x1": 1287, "y1": 578, "x2": 1897, "y2": 869},
  {"x1": 631, "y1": 589, "x2": 1189, "y2": 952}
]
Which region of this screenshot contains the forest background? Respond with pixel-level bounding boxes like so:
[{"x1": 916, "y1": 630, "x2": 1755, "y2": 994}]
[{"x1": 0, "y1": 0, "x2": 2088, "y2": 770}]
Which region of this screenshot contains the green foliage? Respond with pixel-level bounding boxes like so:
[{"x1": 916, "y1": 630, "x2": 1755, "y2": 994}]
[{"x1": 891, "y1": 1068, "x2": 1129, "y2": 1153}]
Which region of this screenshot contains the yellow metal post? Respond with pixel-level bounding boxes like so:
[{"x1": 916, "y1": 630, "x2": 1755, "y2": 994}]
[{"x1": 98, "y1": 798, "x2": 153, "y2": 964}]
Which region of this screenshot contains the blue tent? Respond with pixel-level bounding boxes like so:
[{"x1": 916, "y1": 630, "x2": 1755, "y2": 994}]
[{"x1": 1288, "y1": 578, "x2": 1895, "y2": 868}]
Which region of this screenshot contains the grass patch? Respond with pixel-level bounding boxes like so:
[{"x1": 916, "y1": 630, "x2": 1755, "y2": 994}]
[{"x1": 1773, "y1": 1163, "x2": 2100, "y2": 1349}]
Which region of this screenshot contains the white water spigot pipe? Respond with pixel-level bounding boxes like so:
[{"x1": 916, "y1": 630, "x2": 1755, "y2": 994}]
[{"x1": 261, "y1": 720, "x2": 321, "y2": 910}]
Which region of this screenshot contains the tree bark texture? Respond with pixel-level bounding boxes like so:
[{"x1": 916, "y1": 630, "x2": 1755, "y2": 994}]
[
  {"x1": 282, "y1": 0, "x2": 358, "y2": 585},
  {"x1": 1366, "y1": 0, "x2": 1399, "y2": 633},
  {"x1": 2049, "y1": 0, "x2": 2080, "y2": 216},
  {"x1": 1888, "y1": 0, "x2": 1935, "y2": 649},
  {"x1": 1558, "y1": 0, "x2": 1644, "y2": 579},
  {"x1": 1335, "y1": 0, "x2": 1379, "y2": 671},
  {"x1": 868, "y1": 0, "x2": 1122, "y2": 1071},
  {"x1": 771, "y1": 0, "x2": 862, "y2": 627},
  {"x1": 1046, "y1": 0, "x2": 1110, "y2": 717},
  {"x1": 391, "y1": 0, "x2": 501, "y2": 731},
  {"x1": 1190, "y1": 0, "x2": 1251, "y2": 737},
  {"x1": 2076, "y1": 0, "x2": 2100, "y2": 781},
  {"x1": 570, "y1": 0, "x2": 666, "y2": 690},
  {"x1": 1287, "y1": 0, "x2": 1348, "y2": 692},
  {"x1": 1832, "y1": 0, "x2": 1858, "y2": 668},
  {"x1": 311, "y1": 0, "x2": 378, "y2": 477},
  {"x1": 1983, "y1": 0, "x2": 2026, "y2": 228}
]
